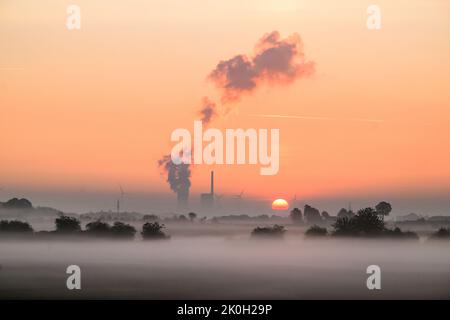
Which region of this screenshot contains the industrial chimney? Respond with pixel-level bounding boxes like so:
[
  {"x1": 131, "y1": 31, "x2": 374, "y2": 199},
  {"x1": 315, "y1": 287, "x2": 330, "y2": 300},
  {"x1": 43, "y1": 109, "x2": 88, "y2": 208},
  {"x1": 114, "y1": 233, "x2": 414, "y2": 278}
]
[
  {"x1": 200, "y1": 170, "x2": 215, "y2": 210},
  {"x1": 210, "y1": 171, "x2": 214, "y2": 195}
]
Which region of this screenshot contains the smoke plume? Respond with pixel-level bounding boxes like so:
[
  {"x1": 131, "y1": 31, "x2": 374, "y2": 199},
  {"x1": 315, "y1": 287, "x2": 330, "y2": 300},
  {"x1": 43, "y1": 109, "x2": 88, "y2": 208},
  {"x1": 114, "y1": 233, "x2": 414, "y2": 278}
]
[
  {"x1": 198, "y1": 97, "x2": 217, "y2": 126},
  {"x1": 158, "y1": 31, "x2": 315, "y2": 205},
  {"x1": 208, "y1": 31, "x2": 315, "y2": 103},
  {"x1": 158, "y1": 97, "x2": 215, "y2": 208},
  {"x1": 158, "y1": 155, "x2": 191, "y2": 208}
]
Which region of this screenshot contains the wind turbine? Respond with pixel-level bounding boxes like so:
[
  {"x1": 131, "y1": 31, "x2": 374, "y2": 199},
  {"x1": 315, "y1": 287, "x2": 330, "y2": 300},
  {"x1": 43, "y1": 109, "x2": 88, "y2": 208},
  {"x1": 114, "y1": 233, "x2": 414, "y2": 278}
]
[
  {"x1": 233, "y1": 190, "x2": 244, "y2": 200},
  {"x1": 232, "y1": 190, "x2": 244, "y2": 212},
  {"x1": 116, "y1": 184, "x2": 127, "y2": 213}
]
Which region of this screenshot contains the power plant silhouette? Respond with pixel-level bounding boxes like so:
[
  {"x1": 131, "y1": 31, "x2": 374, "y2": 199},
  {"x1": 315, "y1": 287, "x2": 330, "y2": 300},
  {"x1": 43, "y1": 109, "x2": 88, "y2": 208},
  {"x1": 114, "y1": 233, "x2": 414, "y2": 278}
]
[
  {"x1": 200, "y1": 171, "x2": 214, "y2": 209},
  {"x1": 174, "y1": 170, "x2": 215, "y2": 212}
]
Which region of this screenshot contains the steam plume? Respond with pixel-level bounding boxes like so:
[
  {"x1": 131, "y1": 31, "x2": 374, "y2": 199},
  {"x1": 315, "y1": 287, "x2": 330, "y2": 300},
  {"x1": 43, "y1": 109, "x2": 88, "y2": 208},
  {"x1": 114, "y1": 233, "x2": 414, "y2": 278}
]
[
  {"x1": 158, "y1": 155, "x2": 191, "y2": 209},
  {"x1": 199, "y1": 97, "x2": 217, "y2": 126},
  {"x1": 158, "y1": 31, "x2": 315, "y2": 204},
  {"x1": 208, "y1": 31, "x2": 315, "y2": 103}
]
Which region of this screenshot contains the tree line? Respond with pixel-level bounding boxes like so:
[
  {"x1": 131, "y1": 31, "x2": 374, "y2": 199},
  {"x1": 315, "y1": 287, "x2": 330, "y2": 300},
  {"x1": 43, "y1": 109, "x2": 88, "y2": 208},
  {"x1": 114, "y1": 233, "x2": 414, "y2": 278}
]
[
  {"x1": 253, "y1": 203, "x2": 450, "y2": 240},
  {"x1": 289, "y1": 201, "x2": 392, "y2": 225},
  {"x1": 0, "y1": 215, "x2": 169, "y2": 240}
]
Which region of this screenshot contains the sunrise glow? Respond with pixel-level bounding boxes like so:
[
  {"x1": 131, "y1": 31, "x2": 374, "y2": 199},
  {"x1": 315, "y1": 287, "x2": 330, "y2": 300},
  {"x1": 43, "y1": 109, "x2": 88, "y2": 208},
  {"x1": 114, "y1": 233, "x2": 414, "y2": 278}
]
[{"x1": 272, "y1": 199, "x2": 289, "y2": 211}]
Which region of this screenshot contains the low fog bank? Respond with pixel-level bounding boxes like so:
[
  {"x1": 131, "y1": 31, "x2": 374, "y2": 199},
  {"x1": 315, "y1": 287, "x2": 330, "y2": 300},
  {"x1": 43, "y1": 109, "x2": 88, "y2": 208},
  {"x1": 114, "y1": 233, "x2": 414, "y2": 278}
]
[
  {"x1": 1, "y1": 199, "x2": 450, "y2": 299},
  {"x1": 2, "y1": 190, "x2": 450, "y2": 217},
  {"x1": 2, "y1": 218, "x2": 447, "y2": 240},
  {"x1": 0, "y1": 238, "x2": 449, "y2": 299}
]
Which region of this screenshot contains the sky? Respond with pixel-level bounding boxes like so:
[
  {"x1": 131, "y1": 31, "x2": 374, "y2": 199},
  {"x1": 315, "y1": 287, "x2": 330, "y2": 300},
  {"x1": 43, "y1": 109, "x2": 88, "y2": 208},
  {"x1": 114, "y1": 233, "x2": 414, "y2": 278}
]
[{"x1": 1, "y1": 0, "x2": 450, "y2": 214}]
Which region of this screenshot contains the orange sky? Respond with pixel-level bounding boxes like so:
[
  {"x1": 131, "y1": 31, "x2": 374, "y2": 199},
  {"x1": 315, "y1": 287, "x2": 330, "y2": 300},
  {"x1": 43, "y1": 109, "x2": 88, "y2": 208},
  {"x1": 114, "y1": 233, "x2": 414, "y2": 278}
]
[{"x1": 1, "y1": 0, "x2": 450, "y2": 205}]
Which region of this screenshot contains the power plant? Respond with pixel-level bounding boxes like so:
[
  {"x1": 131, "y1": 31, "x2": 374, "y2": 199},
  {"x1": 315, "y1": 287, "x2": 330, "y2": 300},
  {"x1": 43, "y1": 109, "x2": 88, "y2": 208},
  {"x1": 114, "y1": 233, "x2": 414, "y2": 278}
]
[{"x1": 200, "y1": 171, "x2": 214, "y2": 209}]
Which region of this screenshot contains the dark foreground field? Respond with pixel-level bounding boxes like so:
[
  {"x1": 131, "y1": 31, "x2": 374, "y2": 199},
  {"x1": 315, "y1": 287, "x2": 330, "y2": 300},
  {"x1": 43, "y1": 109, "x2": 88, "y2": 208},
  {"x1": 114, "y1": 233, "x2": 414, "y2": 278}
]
[{"x1": 1, "y1": 234, "x2": 449, "y2": 299}]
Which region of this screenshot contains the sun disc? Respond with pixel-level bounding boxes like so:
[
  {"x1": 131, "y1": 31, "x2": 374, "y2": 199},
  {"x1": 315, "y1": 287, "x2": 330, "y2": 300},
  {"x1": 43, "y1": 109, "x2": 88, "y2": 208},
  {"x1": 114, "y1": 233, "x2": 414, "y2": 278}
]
[{"x1": 272, "y1": 198, "x2": 289, "y2": 210}]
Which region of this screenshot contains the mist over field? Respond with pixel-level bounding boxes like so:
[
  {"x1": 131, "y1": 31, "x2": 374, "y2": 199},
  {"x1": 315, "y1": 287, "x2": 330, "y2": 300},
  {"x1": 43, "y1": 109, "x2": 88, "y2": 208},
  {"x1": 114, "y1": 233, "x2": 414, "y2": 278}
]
[
  {"x1": 4, "y1": 189, "x2": 450, "y2": 217},
  {"x1": 1, "y1": 0, "x2": 450, "y2": 307},
  {"x1": 1, "y1": 225, "x2": 449, "y2": 299}
]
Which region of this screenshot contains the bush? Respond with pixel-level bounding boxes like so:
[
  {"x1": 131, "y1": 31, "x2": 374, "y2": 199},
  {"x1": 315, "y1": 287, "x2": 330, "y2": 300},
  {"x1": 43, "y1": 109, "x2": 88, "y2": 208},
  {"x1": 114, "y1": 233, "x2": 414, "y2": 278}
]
[
  {"x1": 0, "y1": 220, "x2": 33, "y2": 233},
  {"x1": 305, "y1": 225, "x2": 327, "y2": 237},
  {"x1": 55, "y1": 216, "x2": 81, "y2": 233},
  {"x1": 85, "y1": 221, "x2": 111, "y2": 236},
  {"x1": 110, "y1": 222, "x2": 136, "y2": 239},
  {"x1": 188, "y1": 212, "x2": 197, "y2": 222},
  {"x1": 383, "y1": 227, "x2": 418, "y2": 240},
  {"x1": 141, "y1": 222, "x2": 169, "y2": 240},
  {"x1": 430, "y1": 228, "x2": 450, "y2": 239},
  {"x1": 251, "y1": 225, "x2": 286, "y2": 238},
  {"x1": 84, "y1": 221, "x2": 136, "y2": 239}
]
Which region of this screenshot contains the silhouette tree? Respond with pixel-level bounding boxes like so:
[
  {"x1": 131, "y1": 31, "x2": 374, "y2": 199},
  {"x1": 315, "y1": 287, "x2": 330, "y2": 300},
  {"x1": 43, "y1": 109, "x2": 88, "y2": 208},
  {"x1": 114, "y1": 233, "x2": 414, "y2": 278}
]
[
  {"x1": 321, "y1": 211, "x2": 330, "y2": 219},
  {"x1": 55, "y1": 216, "x2": 81, "y2": 233},
  {"x1": 2, "y1": 198, "x2": 32, "y2": 209},
  {"x1": 375, "y1": 201, "x2": 392, "y2": 221},
  {"x1": 188, "y1": 212, "x2": 197, "y2": 222},
  {"x1": 337, "y1": 208, "x2": 348, "y2": 218},
  {"x1": 141, "y1": 222, "x2": 169, "y2": 239},
  {"x1": 431, "y1": 227, "x2": 450, "y2": 239},
  {"x1": 337, "y1": 208, "x2": 354, "y2": 219},
  {"x1": 333, "y1": 207, "x2": 384, "y2": 236},
  {"x1": 289, "y1": 207, "x2": 303, "y2": 224},
  {"x1": 305, "y1": 225, "x2": 327, "y2": 237},
  {"x1": 383, "y1": 227, "x2": 418, "y2": 239},
  {"x1": 353, "y1": 207, "x2": 385, "y2": 235},
  {"x1": 0, "y1": 220, "x2": 33, "y2": 233},
  {"x1": 332, "y1": 216, "x2": 354, "y2": 236},
  {"x1": 304, "y1": 205, "x2": 322, "y2": 224},
  {"x1": 251, "y1": 225, "x2": 286, "y2": 238},
  {"x1": 85, "y1": 220, "x2": 111, "y2": 236},
  {"x1": 110, "y1": 222, "x2": 136, "y2": 239}
]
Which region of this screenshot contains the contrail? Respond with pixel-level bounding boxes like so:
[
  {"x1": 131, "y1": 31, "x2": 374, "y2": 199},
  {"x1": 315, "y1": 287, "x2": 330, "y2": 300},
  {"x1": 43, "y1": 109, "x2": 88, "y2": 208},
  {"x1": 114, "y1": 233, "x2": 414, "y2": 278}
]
[{"x1": 248, "y1": 114, "x2": 384, "y2": 123}]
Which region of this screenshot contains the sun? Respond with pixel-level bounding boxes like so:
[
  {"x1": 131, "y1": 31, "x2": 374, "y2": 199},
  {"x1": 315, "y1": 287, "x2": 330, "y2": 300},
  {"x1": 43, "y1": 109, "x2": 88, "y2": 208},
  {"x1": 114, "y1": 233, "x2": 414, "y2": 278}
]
[{"x1": 272, "y1": 198, "x2": 289, "y2": 211}]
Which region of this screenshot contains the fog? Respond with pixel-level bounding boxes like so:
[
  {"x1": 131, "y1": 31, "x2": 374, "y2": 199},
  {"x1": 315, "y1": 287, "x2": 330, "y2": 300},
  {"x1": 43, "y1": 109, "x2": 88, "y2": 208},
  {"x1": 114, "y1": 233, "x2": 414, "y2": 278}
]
[
  {"x1": 1, "y1": 231, "x2": 449, "y2": 299},
  {"x1": 3, "y1": 188, "x2": 450, "y2": 216}
]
